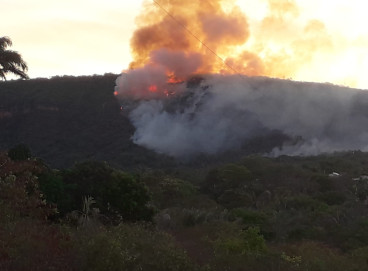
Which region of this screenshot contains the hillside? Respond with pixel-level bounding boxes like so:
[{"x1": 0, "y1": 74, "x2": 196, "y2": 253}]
[
  {"x1": 0, "y1": 74, "x2": 173, "y2": 169},
  {"x1": 3, "y1": 75, "x2": 368, "y2": 270},
  {"x1": 0, "y1": 74, "x2": 293, "y2": 169},
  {"x1": 2, "y1": 74, "x2": 368, "y2": 169}
]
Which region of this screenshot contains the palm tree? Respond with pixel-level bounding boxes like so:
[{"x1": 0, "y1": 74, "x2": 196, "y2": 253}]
[{"x1": 0, "y1": 36, "x2": 29, "y2": 80}]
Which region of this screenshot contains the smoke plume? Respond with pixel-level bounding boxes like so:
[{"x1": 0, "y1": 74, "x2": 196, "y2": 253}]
[
  {"x1": 116, "y1": 0, "x2": 368, "y2": 90},
  {"x1": 114, "y1": 0, "x2": 368, "y2": 158},
  {"x1": 125, "y1": 75, "x2": 368, "y2": 157}
]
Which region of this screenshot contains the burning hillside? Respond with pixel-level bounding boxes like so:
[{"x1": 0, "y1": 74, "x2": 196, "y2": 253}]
[
  {"x1": 113, "y1": 0, "x2": 368, "y2": 158},
  {"x1": 116, "y1": 74, "x2": 368, "y2": 157},
  {"x1": 116, "y1": 0, "x2": 368, "y2": 95}
]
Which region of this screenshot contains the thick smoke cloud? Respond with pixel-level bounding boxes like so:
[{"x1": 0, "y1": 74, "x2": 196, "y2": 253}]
[
  {"x1": 114, "y1": 0, "x2": 368, "y2": 158},
  {"x1": 129, "y1": 0, "x2": 255, "y2": 77},
  {"x1": 125, "y1": 0, "x2": 368, "y2": 89},
  {"x1": 115, "y1": 49, "x2": 202, "y2": 99},
  {"x1": 150, "y1": 49, "x2": 202, "y2": 79},
  {"x1": 124, "y1": 75, "x2": 368, "y2": 157}
]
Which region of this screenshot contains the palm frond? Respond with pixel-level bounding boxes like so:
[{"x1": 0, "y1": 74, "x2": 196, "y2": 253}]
[
  {"x1": 5, "y1": 65, "x2": 29, "y2": 79},
  {"x1": 0, "y1": 70, "x2": 5, "y2": 80},
  {"x1": 0, "y1": 36, "x2": 12, "y2": 50},
  {"x1": 0, "y1": 37, "x2": 29, "y2": 80}
]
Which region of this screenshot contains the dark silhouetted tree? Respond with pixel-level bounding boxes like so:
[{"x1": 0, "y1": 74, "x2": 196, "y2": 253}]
[
  {"x1": 61, "y1": 161, "x2": 154, "y2": 222},
  {"x1": 0, "y1": 36, "x2": 29, "y2": 80}
]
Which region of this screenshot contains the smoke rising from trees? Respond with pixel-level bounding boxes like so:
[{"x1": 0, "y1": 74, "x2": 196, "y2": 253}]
[{"x1": 120, "y1": 75, "x2": 368, "y2": 157}]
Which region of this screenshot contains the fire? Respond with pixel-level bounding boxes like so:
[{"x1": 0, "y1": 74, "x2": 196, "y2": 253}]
[
  {"x1": 113, "y1": 90, "x2": 118, "y2": 96},
  {"x1": 148, "y1": 85, "x2": 158, "y2": 92},
  {"x1": 167, "y1": 75, "x2": 184, "y2": 84},
  {"x1": 123, "y1": 0, "x2": 368, "y2": 90}
]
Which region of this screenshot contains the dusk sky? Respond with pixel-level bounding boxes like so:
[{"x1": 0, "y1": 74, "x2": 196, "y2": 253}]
[
  {"x1": 2, "y1": 0, "x2": 145, "y2": 78},
  {"x1": 2, "y1": 0, "x2": 368, "y2": 89}
]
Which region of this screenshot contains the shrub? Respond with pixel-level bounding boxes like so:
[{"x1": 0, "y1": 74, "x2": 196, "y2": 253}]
[
  {"x1": 74, "y1": 223, "x2": 198, "y2": 271},
  {"x1": 286, "y1": 195, "x2": 328, "y2": 212},
  {"x1": 215, "y1": 226, "x2": 267, "y2": 256},
  {"x1": 316, "y1": 191, "x2": 346, "y2": 206},
  {"x1": 38, "y1": 170, "x2": 75, "y2": 215},
  {"x1": 62, "y1": 161, "x2": 154, "y2": 222},
  {"x1": 281, "y1": 241, "x2": 354, "y2": 271},
  {"x1": 231, "y1": 208, "x2": 267, "y2": 227},
  {"x1": 313, "y1": 175, "x2": 334, "y2": 192},
  {"x1": 0, "y1": 211, "x2": 74, "y2": 271},
  {"x1": 140, "y1": 172, "x2": 197, "y2": 209},
  {"x1": 202, "y1": 164, "x2": 253, "y2": 197},
  {"x1": 217, "y1": 189, "x2": 254, "y2": 209},
  {"x1": 0, "y1": 156, "x2": 54, "y2": 219}
]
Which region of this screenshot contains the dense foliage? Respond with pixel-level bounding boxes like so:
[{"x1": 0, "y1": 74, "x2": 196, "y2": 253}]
[
  {"x1": 0, "y1": 74, "x2": 174, "y2": 169},
  {"x1": 2, "y1": 148, "x2": 368, "y2": 270},
  {"x1": 38, "y1": 161, "x2": 154, "y2": 223}
]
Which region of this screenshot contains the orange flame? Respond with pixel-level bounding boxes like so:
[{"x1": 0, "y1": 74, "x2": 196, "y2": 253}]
[
  {"x1": 167, "y1": 75, "x2": 184, "y2": 84},
  {"x1": 148, "y1": 85, "x2": 158, "y2": 92}
]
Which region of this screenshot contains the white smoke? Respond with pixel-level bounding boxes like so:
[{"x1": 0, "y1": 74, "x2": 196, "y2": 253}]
[{"x1": 116, "y1": 73, "x2": 368, "y2": 157}]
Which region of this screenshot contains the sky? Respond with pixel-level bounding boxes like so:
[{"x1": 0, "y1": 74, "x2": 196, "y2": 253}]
[
  {"x1": 1, "y1": 0, "x2": 145, "y2": 78},
  {"x1": 2, "y1": 0, "x2": 368, "y2": 89}
]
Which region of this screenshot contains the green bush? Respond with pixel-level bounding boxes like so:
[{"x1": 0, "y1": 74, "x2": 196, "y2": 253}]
[
  {"x1": 62, "y1": 161, "x2": 154, "y2": 222},
  {"x1": 286, "y1": 195, "x2": 328, "y2": 212},
  {"x1": 231, "y1": 208, "x2": 267, "y2": 227},
  {"x1": 215, "y1": 226, "x2": 267, "y2": 256},
  {"x1": 313, "y1": 175, "x2": 334, "y2": 192},
  {"x1": 211, "y1": 225, "x2": 271, "y2": 271},
  {"x1": 316, "y1": 191, "x2": 346, "y2": 205},
  {"x1": 203, "y1": 164, "x2": 252, "y2": 195},
  {"x1": 38, "y1": 170, "x2": 75, "y2": 215},
  {"x1": 281, "y1": 241, "x2": 355, "y2": 271},
  {"x1": 141, "y1": 172, "x2": 197, "y2": 209},
  {"x1": 217, "y1": 189, "x2": 254, "y2": 209},
  {"x1": 75, "y1": 223, "x2": 198, "y2": 271}
]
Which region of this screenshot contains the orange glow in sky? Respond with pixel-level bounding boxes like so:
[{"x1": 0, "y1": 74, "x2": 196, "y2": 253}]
[{"x1": 2, "y1": 0, "x2": 368, "y2": 89}]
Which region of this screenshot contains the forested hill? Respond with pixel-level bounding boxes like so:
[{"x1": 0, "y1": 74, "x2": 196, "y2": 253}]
[
  {"x1": 0, "y1": 74, "x2": 291, "y2": 169},
  {"x1": 0, "y1": 74, "x2": 173, "y2": 169}
]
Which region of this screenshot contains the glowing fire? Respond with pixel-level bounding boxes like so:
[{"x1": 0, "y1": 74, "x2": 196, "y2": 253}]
[
  {"x1": 113, "y1": 91, "x2": 118, "y2": 96},
  {"x1": 167, "y1": 76, "x2": 184, "y2": 84},
  {"x1": 148, "y1": 85, "x2": 158, "y2": 92}
]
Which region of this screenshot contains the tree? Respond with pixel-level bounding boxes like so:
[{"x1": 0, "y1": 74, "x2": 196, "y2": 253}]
[
  {"x1": 0, "y1": 36, "x2": 29, "y2": 80},
  {"x1": 61, "y1": 161, "x2": 154, "y2": 222}
]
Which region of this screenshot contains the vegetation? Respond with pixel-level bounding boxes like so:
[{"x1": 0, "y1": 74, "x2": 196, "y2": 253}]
[
  {"x1": 2, "y1": 147, "x2": 368, "y2": 270},
  {"x1": 0, "y1": 74, "x2": 174, "y2": 169},
  {"x1": 40, "y1": 161, "x2": 154, "y2": 222},
  {"x1": 2, "y1": 75, "x2": 368, "y2": 269},
  {"x1": 0, "y1": 36, "x2": 28, "y2": 80}
]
